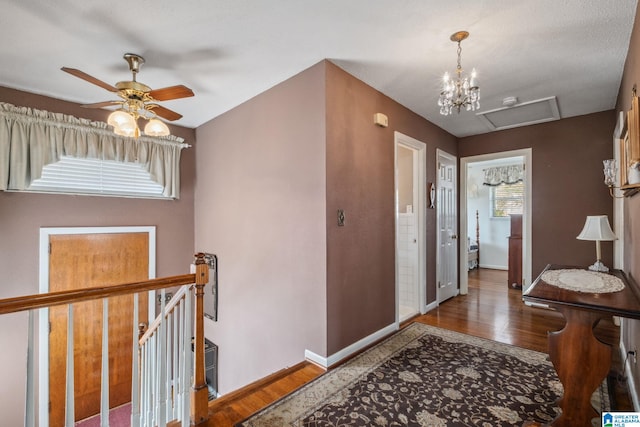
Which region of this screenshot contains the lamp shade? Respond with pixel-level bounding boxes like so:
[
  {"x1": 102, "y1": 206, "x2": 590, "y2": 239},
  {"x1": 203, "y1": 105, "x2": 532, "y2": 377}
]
[{"x1": 576, "y1": 215, "x2": 616, "y2": 241}]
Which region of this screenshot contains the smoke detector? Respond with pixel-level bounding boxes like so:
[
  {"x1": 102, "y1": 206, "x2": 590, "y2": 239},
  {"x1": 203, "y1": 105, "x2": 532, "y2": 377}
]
[{"x1": 502, "y1": 97, "x2": 518, "y2": 107}]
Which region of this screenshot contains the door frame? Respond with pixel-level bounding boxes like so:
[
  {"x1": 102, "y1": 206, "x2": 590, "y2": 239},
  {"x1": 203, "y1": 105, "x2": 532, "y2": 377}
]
[
  {"x1": 436, "y1": 149, "x2": 459, "y2": 304},
  {"x1": 459, "y1": 148, "x2": 532, "y2": 294},
  {"x1": 394, "y1": 132, "x2": 427, "y2": 325},
  {"x1": 37, "y1": 226, "x2": 156, "y2": 427},
  {"x1": 613, "y1": 111, "x2": 625, "y2": 270}
]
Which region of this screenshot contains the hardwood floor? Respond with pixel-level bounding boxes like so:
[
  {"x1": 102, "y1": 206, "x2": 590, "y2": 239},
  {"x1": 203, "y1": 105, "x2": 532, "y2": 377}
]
[{"x1": 206, "y1": 268, "x2": 632, "y2": 426}]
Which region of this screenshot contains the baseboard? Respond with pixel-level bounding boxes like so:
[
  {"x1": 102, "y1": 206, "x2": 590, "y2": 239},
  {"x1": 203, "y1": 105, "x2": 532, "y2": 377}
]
[
  {"x1": 208, "y1": 360, "x2": 315, "y2": 409},
  {"x1": 424, "y1": 301, "x2": 438, "y2": 313},
  {"x1": 621, "y1": 340, "x2": 640, "y2": 410},
  {"x1": 479, "y1": 264, "x2": 508, "y2": 270},
  {"x1": 305, "y1": 322, "x2": 398, "y2": 368}
]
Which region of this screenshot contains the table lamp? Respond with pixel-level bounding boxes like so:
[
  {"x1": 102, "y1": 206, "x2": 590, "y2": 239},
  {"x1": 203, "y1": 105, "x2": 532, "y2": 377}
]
[{"x1": 576, "y1": 215, "x2": 617, "y2": 272}]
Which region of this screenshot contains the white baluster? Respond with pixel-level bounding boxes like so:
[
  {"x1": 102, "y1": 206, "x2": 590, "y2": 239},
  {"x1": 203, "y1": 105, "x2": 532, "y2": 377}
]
[
  {"x1": 166, "y1": 310, "x2": 173, "y2": 421},
  {"x1": 142, "y1": 342, "x2": 150, "y2": 427},
  {"x1": 131, "y1": 293, "x2": 140, "y2": 427},
  {"x1": 158, "y1": 289, "x2": 167, "y2": 427},
  {"x1": 25, "y1": 310, "x2": 35, "y2": 427},
  {"x1": 101, "y1": 298, "x2": 110, "y2": 427},
  {"x1": 139, "y1": 343, "x2": 146, "y2": 427},
  {"x1": 65, "y1": 304, "x2": 74, "y2": 427},
  {"x1": 172, "y1": 307, "x2": 178, "y2": 420},
  {"x1": 182, "y1": 288, "x2": 193, "y2": 426},
  {"x1": 174, "y1": 296, "x2": 184, "y2": 420},
  {"x1": 149, "y1": 335, "x2": 156, "y2": 427}
]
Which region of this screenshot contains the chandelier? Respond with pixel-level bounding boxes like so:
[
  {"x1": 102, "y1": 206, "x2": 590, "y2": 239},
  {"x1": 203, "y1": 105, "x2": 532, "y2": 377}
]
[{"x1": 438, "y1": 31, "x2": 480, "y2": 115}]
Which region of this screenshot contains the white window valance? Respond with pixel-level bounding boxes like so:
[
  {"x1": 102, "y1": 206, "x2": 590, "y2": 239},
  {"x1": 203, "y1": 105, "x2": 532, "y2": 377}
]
[
  {"x1": 483, "y1": 164, "x2": 524, "y2": 187},
  {"x1": 0, "y1": 102, "x2": 189, "y2": 198}
]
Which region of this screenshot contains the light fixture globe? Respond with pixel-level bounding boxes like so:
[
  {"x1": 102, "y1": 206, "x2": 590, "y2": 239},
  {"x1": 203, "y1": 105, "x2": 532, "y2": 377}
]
[
  {"x1": 144, "y1": 118, "x2": 170, "y2": 137},
  {"x1": 108, "y1": 110, "x2": 136, "y2": 129}
]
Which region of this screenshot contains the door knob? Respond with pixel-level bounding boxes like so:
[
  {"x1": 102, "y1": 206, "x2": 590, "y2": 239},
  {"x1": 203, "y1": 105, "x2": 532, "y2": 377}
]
[{"x1": 451, "y1": 235, "x2": 457, "y2": 239}]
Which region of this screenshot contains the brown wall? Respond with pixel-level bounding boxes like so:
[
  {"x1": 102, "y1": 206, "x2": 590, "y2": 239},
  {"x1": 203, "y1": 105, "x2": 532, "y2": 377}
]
[
  {"x1": 0, "y1": 86, "x2": 196, "y2": 425},
  {"x1": 325, "y1": 61, "x2": 457, "y2": 354},
  {"x1": 615, "y1": 1, "x2": 640, "y2": 398},
  {"x1": 459, "y1": 111, "x2": 616, "y2": 278}
]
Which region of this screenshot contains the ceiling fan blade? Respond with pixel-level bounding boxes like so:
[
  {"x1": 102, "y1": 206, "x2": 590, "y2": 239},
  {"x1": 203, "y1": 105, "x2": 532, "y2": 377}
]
[
  {"x1": 81, "y1": 101, "x2": 122, "y2": 109},
  {"x1": 148, "y1": 85, "x2": 194, "y2": 101},
  {"x1": 61, "y1": 67, "x2": 118, "y2": 92},
  {"x1": 148, "y1": 104, "x2": 183, "y2": 121}
]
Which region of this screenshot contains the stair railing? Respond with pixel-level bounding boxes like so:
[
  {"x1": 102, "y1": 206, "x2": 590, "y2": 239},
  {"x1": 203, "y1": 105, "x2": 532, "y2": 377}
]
[{"x1": 0, "y1": 253, "x2": 210, "y2": 427}]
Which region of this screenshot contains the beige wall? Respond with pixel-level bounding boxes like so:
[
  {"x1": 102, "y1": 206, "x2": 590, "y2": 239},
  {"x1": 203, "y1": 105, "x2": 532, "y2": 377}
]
[
  {"x1": 616, "y1": 1, "x2": 640, "y2": 405},
  {"x1": 0, "y1": 86, "x2": 196, "y2": 425},
  {"x1": 459, "y1": 111, "x2": 616, "y2": 277},
  {"x1": 194, "y1": 62, "x2": 328, "y2": 394}
]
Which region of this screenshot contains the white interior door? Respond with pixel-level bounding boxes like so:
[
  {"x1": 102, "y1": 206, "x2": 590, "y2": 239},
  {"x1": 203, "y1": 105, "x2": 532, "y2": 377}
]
[{"x1": 437, "y1": 150, "x2": 458, "y2": 303}]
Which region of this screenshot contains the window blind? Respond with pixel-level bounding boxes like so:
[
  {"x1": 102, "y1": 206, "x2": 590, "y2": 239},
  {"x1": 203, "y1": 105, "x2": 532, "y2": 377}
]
[{"x1": 28, "y1": 156, "x2": 166, "y2": 198}]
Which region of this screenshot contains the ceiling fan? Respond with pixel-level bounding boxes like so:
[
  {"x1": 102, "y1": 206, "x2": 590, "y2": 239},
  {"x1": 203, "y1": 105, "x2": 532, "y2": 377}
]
[{"x1": 61, "y1": 53, "x2": 194, "y2": 137}]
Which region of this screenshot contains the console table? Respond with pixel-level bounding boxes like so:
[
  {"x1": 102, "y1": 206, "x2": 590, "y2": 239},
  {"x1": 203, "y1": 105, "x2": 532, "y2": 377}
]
[{"x1": 523, "y1": 264, "x2": 640, "y2": 426}]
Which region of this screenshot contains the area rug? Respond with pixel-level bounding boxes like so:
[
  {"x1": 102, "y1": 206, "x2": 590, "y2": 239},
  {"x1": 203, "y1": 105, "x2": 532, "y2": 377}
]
[{"x1": 237, "y1": 323, "x2": 609, "y2": 426}]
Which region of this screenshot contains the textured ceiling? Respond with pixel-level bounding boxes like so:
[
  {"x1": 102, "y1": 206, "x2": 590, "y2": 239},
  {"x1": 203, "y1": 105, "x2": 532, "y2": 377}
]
[{"x1": 0, "y1": 0, "x2": 637, "y2": 137}]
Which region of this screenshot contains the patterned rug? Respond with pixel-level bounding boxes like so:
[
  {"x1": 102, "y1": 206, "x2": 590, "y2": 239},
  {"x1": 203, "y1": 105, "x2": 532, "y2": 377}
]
[{"x1": 237, "y1": 323, "x2": 609, "y2": 426}]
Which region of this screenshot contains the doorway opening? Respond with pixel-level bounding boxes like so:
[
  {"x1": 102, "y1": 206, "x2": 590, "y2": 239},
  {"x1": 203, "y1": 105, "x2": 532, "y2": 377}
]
[
  {"x1": 460, "y1": 149, "x2": 532, "y2": 295},
  {"x1": 394, "y1": 132, "x2": 426, "y2": 324}
]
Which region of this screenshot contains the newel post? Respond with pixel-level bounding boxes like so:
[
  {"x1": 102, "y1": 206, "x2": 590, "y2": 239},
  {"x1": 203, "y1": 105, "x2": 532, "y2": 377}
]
[{"x1": 191, "y1": 253, "x2": 210, "y2": 425}]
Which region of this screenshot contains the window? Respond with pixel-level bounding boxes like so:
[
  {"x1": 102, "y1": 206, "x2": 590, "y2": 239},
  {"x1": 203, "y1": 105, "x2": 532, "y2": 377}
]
[
  {"x1": 490, "y1": 181, "x2": 524, "y2": 218},
  {"x1": 28, "y1": 156, "x2": 166, "y2": 198}
]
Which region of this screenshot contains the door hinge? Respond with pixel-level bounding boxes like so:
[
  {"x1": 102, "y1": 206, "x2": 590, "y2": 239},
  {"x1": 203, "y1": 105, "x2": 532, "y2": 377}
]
[
  {"x1": 48, "y1": 243, "x2": 51, "y2": 254},
  {"x1": 49, "y1": 321, "x2": 52, "y2": 334}
]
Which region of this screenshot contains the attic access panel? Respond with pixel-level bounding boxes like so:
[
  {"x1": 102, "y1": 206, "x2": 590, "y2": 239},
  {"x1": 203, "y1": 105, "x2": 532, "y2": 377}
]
[{"x1": 477, "y1": 96, "x2": 560, "y2": 131}]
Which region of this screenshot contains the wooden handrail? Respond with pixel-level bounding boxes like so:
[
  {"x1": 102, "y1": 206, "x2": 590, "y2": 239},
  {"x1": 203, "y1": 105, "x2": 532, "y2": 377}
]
[
  {"x1": 0, "y1": 274, "x2": 196, "y2": 315},
  {"x1": 139, "y1": 284, "x2": 191, "y2": 344}
]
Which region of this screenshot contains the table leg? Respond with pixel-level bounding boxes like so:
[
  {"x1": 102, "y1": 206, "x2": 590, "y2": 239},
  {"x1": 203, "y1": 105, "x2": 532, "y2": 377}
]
[{"x1": 547, "y1": 305, "x2": 611, "y2": 427}]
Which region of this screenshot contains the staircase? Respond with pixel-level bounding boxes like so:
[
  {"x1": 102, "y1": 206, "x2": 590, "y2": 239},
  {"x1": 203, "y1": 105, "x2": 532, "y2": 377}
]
[{"x1": 0, "y1": 253, "x2": 211, "y2": 427}]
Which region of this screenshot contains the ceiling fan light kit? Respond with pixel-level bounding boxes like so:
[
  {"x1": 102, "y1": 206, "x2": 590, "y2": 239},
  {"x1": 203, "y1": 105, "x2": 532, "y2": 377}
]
[{"x1": 62, "y1": 53, "x2": 194, "y2": 138}]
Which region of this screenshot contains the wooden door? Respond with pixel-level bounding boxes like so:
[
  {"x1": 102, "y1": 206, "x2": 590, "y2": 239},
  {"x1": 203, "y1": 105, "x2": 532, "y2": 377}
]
[
  {"x1": 437, "y1": 150, "x2": 458, "y2": 303},
  {"x1": 48, "y1": 232, "x2": 149, "y2": 426}
]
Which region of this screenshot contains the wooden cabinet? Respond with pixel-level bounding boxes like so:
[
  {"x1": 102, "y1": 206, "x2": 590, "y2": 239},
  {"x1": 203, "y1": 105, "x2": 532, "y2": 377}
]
[{"x1": 508, "y1": 214, "x2": 522, "y2": 289}]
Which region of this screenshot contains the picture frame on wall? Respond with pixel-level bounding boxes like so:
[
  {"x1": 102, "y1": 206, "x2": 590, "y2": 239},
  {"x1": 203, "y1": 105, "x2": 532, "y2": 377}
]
[{"x1": 621, "y1": 87, "x2": 640, "y2": 189}]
